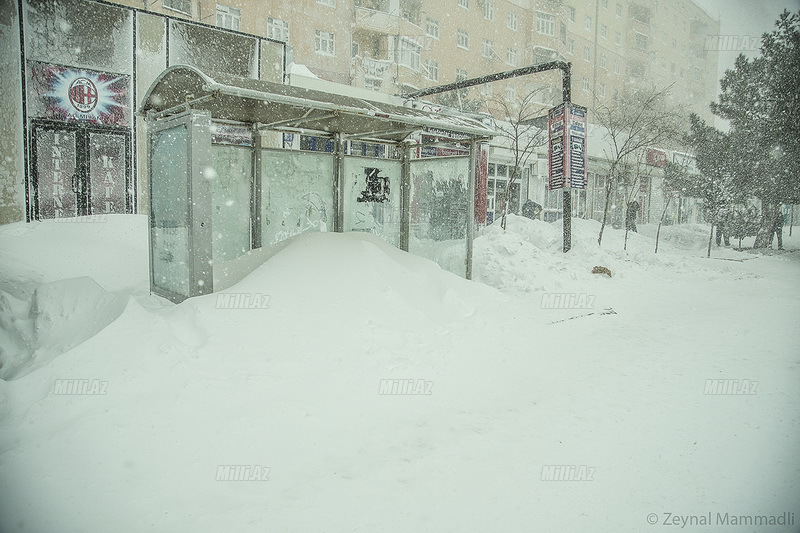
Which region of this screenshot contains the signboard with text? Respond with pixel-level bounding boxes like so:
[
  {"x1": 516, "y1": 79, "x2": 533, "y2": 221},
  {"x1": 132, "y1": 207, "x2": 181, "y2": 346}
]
[{"x1": 548, "y1": 103, "x2": 588, "y2": 190}]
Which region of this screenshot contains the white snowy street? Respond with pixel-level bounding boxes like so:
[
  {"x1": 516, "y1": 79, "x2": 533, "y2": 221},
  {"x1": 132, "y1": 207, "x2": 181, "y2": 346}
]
[{"x1": 0, "y1": 215, "x2": 797, "y2": 532}]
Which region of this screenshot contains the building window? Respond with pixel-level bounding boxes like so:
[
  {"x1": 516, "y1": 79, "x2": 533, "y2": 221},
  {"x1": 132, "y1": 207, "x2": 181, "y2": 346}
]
[
  {"x1": 582, "y1": 77, "x2": 590, "y2": 92},
  {"x1": 566, "y1": 38, "x2": 574, "y2": 54},
  {"x1": 400, "y1": 0, "x2": 420, "y2": 24},
  {"x1": 507, "y1": 48, "x2": 517, "y2": 65},
  {"x1": 601, "y1": 0, "x2": 608, "y2": 8},
  {"x1": 584, "y1": 16, "x2": 592, "y2": 31},
  {"x1": 634, "y1": 32, "x2": 648, "y2": 50},
  {"x1": 216, "y1": 4, "x2": 240, "y2": 30},
  {"x1": 424, "y1": 59, "x2": 439, "y2": 81},
  {"x1": 482, "y1": 39, "x2": 494, "y2": 58},
  {"x1": 163, "y1": 0, "x2": 191, "y2": 15},
  {"x1": 458, "y1": 0, "x2": 468, "y2": 8},
  {"x1": 505, "y1": 86, "x2": 516, "y2": 102},
  {"x1": 616, "y1": 3, "x2": 622, "y2": 17},
  {"x1": 480, "y1": 83, "x2": 493, "y2": 99},
  {"x1": 426, "y1": 18, "x2": 439, "y2": 39},
  {"x1": 315, "y1": 30, "x2": 335, "y2": 55},
  {"x1": 483, "y1": 1, "x2": 494, "y2": 20},
  {"x1": 600, "y1": 23, "x2": 608, "y2": 39},
  {"x1": 317, "y1": 0, "x2": 335, "y2": 6},
  {"x1": 598, "y1": 82, "x2": 606, "y2": 97},
  {"x1": 267, "y1": 17, "x2": 289, "y2": 42},
  {"x1": 396, "y1": 37, "x2": 421, "y2": 71},
  {"x1": 457, "y1": 29, "x2": 469, "y2": 49},
  {"x1": 364, "y1": 77, "x2": 382, "y2": 91},
  {"x1": 613, "y1": 58, "x2": 621, "y2": 74},
  {"x1": 615, "y1": 31, "x2": 622, "y2": 46},
  {"x1": 583, "y1": 46, "x2": 590, "y2": 62},
  {"x1": 566, "y1": 6, "x2": 575, "y2": 22},
  {"x1": 536, "y1": 12, "x2": 555, "y2": 35},
  {"x1": 507, "y1": 11, "x2": 517, "y2": 30},
  {"x1": 599, "y1": 52, "x2": 607, "y2": 69},
  {"x1": 456, "y1": 68, "x2": 468, "y2": 81}
]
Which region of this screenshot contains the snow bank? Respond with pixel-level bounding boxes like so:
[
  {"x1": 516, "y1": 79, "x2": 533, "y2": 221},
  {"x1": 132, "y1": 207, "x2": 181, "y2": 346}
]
[
  {"x1": 473, "y1": 214, "x2": 727, "y2": 294},
  {"x1": 0, "y1": 214, "x2": 797, "y2": 533},
  {"x1": 0, "y1": 278, "x2": 128, "y2": 380},
  {"x1": 0, "y1": 215, "x2": 149, "y2": 300}
]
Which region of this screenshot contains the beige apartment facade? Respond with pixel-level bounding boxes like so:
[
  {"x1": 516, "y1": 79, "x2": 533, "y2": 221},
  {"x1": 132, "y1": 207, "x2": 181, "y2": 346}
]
[
  {"x1": 113, "y1": 0, "x2": 719, "y2": 122},
  {"x1": 1, "y1": 0, "x2": 719, "y2": 227}
]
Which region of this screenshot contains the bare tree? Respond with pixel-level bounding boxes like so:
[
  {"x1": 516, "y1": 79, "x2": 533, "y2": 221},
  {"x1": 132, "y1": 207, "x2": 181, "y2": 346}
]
[
  {"x1": 485, "y1": 88, "x2": 549, "y2": 230},
  {"x1": 594, "y1": 85, "x2": 684, "y2": 246}
]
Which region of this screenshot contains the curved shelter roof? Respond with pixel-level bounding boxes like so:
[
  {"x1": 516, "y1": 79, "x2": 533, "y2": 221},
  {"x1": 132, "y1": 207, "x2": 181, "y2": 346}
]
[{"x1": 140, "y1": 65, "x2": 495, "y2": 143}]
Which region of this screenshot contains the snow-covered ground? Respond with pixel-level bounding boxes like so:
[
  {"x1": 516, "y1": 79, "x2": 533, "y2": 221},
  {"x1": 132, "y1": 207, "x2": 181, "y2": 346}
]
[{"x1": 0, "y1": 214, "x2": 798, "y2": 532}]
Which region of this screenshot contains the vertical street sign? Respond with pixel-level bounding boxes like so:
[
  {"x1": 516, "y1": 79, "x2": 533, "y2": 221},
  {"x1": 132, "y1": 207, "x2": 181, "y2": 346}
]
[
  {"x1": 548, "y1": 102, "x2": 588, "y2": 191},
  {"x1": 548, "y1": 102, "x2": 587, "y2": 252},
  {"x1": 567, "y1": 104, "x2": 587, "y2": 189},
  {"x1": 548, "y1": 104, "x2": 566, "y2": 190}
]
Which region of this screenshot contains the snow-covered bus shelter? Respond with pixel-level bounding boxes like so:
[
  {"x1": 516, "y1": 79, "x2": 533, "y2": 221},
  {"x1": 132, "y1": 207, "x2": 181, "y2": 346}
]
[{"x1": 140, "y1": 65, "x2": 495, "y2": 302}]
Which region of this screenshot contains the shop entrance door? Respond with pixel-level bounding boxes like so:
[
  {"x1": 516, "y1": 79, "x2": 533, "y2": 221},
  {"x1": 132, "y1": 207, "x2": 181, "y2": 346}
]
[{"x1": 30, "y1": 120, "x2": 131, "y2": 219}]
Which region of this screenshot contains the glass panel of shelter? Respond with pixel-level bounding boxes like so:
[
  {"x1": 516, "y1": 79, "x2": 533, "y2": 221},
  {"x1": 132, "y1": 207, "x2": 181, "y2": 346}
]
[
  {"x1": 409, "y1": 156, "x2": 470, "y2": 276},
  {"x1": 261, "y1": 149, "x2": 334, "y2": 247},
  {"x1": 149, "y1": 123, "x2": 191, "y2": 298},
  {"x1": 343, "y1": 157, "x2": 402, "y2": 247}
]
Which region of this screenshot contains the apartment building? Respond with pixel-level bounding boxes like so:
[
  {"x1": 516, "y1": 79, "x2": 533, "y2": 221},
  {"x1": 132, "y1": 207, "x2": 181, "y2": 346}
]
[
  {"x1": 1, "y1": 0, "x2": 717, "y2": 227},
  {"x1": 112, "y1": 0, "x2": 719, "y2": 122}
]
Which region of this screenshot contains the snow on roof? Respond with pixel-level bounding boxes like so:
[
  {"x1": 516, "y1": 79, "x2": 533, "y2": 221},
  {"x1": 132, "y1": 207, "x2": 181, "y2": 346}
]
[{"x1": 139, "y1": 65, "x2": 496, "y2": 142}]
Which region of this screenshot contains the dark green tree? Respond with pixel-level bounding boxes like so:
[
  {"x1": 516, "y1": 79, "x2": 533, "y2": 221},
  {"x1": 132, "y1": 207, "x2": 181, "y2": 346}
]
[{"x1": 705, "y1": 10, "x2": 800, "y2": 247}]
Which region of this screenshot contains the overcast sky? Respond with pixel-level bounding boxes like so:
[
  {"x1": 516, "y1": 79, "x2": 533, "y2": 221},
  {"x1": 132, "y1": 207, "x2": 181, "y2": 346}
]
[{"x1": 693, "y1": 0, "x2": 800, "y2": 80}]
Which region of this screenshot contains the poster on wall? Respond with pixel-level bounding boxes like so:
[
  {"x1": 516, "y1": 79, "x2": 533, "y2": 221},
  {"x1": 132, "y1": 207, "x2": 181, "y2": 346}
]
[{"x1": 27, "y1": 61, "x2": 131, "y2": 126}]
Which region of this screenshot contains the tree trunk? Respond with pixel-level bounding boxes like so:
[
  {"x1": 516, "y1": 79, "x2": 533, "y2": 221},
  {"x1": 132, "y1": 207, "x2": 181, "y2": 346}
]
[
  {"x1": 753, "y1": 202, "x2": 778, "y2": 248},
  {"x1": 654, "y1": 197, "x2": 671, "y2": 254},
  {"x1": 707, "y1": 224, "x2": 714, "y2": 258},
  {"x1": 597, "y1": 182, "x2": 613, "y2": 246}
]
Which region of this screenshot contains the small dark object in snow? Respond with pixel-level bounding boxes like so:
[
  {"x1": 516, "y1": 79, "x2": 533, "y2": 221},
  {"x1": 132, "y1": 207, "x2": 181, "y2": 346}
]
[
  {"x1": 592, "y1": 266, "x2": 612, "y2": 277},
  {"x1": 548, "y1": 308, "x2": 617, "y2": 325}
]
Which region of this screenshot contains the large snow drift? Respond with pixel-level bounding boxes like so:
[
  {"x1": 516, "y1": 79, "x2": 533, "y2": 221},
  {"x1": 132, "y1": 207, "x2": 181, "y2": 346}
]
[{"x1": 0, "y1": 214, "x2": 798, "y2": 532}]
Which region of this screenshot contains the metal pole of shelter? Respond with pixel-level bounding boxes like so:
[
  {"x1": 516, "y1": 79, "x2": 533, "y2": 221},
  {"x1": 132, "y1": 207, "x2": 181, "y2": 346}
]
[
  {"x1": 400, "y1": 142, "x2": 411, "y2": 252},
  {"x1": 467, "y1": 139, "x2": 478, "y2": 279},
  {"x1": 333, "y1": 132, "x2": 345, "y2": 232}
]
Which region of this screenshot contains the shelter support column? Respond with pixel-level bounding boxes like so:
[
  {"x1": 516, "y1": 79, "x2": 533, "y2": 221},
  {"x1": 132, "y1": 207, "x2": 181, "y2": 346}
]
[
  {"x1": 466, "y1": 139, "x2": 477, "y2": 280},
  {"x1": 251, "y1": 123, "x2": 263, "y2": 249},
  {"x1": 400, "y1": 142, "x2": 411, "y2": 251},
  {"x1": 333, "y1": 132, "x2": 344, "y2": 232}
]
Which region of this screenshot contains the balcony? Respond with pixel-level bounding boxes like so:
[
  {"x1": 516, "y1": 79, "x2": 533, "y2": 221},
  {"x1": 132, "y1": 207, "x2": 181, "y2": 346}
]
[{"x1": 354, "y1": 0, "x2": 422, "y2": 38}]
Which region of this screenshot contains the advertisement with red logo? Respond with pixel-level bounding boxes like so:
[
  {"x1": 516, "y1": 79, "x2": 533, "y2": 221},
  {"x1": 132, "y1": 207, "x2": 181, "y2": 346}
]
[{"x1": 27, "y1": 61, "x2": 131, "y2": 126}]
